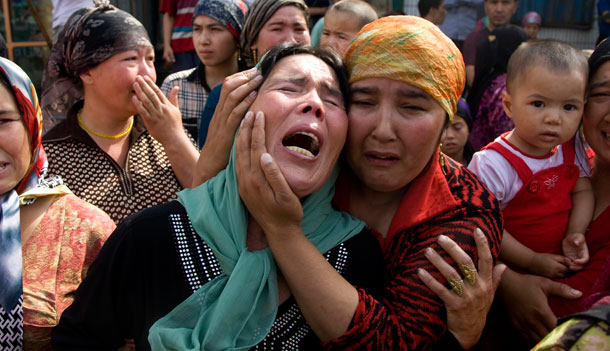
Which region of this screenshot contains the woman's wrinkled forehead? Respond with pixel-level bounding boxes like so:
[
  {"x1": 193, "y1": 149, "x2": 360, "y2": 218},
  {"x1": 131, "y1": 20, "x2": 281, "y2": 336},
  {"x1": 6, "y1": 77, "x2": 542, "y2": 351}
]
[
  {"x1": 264, "y1": 55, "x2": 341, "y2": 97},
  {"x1": 256, "y1": 43, "x2": 350, "y2": 111}
]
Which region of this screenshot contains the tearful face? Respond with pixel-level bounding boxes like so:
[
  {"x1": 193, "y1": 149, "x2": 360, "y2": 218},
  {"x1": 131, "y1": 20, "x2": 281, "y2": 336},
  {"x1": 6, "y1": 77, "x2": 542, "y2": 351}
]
[{"x1": 249, "y1": 54, "x2": 347, "y2": 198}]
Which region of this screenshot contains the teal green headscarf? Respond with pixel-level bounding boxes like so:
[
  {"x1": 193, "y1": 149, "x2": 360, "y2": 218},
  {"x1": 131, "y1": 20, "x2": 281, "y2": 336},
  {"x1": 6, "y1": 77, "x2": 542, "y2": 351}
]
[{"x1": 148, "y1": 141, "x2": 364, "y2": 350}]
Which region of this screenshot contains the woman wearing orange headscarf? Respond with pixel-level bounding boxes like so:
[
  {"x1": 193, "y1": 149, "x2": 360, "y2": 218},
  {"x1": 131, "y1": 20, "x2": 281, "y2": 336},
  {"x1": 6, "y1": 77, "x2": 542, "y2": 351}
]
[{"x1": 236, "y1": 16, "x2": 505, "y2": 349}]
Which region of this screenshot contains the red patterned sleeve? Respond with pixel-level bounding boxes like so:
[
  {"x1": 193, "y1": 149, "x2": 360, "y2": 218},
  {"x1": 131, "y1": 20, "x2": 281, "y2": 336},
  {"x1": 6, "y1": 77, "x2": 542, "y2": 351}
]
[{"x1": 324, "y1": 163, "x2": 503, "y2": 350}]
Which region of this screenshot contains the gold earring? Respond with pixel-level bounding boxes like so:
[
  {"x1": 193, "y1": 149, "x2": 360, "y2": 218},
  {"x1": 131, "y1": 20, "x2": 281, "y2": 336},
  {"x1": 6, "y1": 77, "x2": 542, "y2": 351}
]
[
  {"x1": 439, "y1": 145, "x2": 447, "y2": 176},
  {"x1": 237, "y1": 50, "x2": 241, "y2": 62},
  {"x1": 252, "y1": 49, "x2": 257, "y2": 63}
]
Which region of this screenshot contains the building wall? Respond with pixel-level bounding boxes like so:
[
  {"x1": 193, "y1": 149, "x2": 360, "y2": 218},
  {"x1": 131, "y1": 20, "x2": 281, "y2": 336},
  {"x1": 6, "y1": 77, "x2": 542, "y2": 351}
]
[
  {"x1": 403, "y1": 0, "x2": 598, "y2": 49},
  {"x1": 538, "y1": 26, "x2": 598, "y2": 49},
  {"x1": 403, "y1": 0, "x2": 418, "y2": 15}
]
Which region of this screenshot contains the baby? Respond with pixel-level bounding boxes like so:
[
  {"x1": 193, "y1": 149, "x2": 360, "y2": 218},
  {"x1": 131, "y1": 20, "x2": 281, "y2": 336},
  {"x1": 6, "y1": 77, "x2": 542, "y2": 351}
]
[
  {"x1": 319, "y1": 0, "x2": 377, "y2": 56},
  {"x1": 469, "y1": 40, "x2": 593, "y2": 280}
]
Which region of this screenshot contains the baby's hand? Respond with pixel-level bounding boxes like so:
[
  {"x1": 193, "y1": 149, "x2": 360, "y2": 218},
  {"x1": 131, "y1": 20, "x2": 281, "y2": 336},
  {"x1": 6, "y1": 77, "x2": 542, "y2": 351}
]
[
  {"x1": 528, "y1": 253, "x2": 571, "y2": 279},
  {"x1": 562, "y1": 233, "x2": 589, "y2": 271}
]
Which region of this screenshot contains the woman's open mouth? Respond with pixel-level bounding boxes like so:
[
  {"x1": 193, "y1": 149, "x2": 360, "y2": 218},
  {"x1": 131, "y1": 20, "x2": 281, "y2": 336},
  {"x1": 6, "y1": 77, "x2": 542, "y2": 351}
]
[{"x1": 282, "y1": 131, "x2": 320, "y2": 157}]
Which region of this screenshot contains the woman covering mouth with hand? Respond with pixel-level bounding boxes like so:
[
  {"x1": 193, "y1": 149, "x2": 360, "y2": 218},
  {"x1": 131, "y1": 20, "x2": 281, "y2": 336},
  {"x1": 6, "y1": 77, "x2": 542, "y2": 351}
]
[{"x1": 41, "y1": 2, "x2": 199, "y2": 224}]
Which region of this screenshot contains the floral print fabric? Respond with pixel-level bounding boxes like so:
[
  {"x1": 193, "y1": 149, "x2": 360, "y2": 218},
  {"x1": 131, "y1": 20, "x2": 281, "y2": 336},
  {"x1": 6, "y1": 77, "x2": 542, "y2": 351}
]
[{"x1": 22, "y1": 194, "x2": 115, "y2": 350}]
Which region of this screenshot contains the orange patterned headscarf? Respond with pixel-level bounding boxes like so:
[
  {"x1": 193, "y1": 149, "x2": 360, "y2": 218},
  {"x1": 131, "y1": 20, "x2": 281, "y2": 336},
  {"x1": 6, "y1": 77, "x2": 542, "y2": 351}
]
[{"x1": 344, "y1": 15, "x2": 465, "y2": 120}]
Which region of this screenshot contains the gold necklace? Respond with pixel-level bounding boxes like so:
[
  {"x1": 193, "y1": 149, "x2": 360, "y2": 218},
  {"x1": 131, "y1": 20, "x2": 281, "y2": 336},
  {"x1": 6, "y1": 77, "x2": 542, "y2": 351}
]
[{"x1": 77, "y1": 109, "x2": 133, "y2": 139}]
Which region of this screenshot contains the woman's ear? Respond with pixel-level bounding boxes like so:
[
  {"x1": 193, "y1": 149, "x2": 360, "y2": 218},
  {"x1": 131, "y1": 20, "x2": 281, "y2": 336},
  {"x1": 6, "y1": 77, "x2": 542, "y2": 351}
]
[
  {"x1": 502, "y1": 90, "x2": 513, "y2": 119},
  {"x1": 79, "y1": 70, "x2": 94, "y2": 85}
]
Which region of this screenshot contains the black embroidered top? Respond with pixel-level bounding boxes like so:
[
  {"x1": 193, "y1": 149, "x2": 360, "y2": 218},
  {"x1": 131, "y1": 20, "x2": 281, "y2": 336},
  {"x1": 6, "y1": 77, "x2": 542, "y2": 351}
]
[
  {"x1": 0, "y1": 297, "x2": 23, "y2": 351},
  {"x1": 52, "y1": 200, "x2": 384, "y2": 350}
]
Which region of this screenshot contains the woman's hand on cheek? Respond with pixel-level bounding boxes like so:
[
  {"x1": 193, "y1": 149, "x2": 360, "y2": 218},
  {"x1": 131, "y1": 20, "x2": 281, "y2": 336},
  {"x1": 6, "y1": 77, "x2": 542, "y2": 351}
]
[
  {"x1": 214, "y1": 68, "x2": 263, "y2": 132},
  {"x1": 195, "y1": 68, "x2": 263, "y2": 187},
  {"x1": 132, "y1": 75, "x2": 184, "y2": 144},
  {"x1": 236, "y1": 111, "x2": 303, "y2": 237}
]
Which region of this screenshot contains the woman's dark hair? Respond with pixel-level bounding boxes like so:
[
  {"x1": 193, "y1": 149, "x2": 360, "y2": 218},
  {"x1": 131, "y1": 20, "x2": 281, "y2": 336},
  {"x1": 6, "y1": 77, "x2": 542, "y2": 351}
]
[
  {"x1": 418, "y1": 0, "x2": 443, "y2": 18},
  {"x1": 589, "y1": 38, "x2": 610, "y2": 80},
  {"x1": 257, "y1": 43, "x2": 350, "y2": 112},
  {"x1": 456, "y1": 98, "x2": 473, "y2": 131}
]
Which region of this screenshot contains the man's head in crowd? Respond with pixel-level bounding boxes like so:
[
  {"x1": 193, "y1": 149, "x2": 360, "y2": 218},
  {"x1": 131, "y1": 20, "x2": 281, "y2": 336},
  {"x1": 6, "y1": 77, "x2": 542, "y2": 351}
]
[
  {"x1": 484, "y1": 0, "x2": 518, "y2": 31},
  {"x1": 418, "y1": 0, "x2": 447, "y2": 26}
]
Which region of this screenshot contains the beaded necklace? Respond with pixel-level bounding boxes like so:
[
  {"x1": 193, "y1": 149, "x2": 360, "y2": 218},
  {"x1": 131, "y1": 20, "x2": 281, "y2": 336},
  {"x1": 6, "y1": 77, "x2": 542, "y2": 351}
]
[{"x1": 77, "y1": 109, "x2": 133, "y2": 139}]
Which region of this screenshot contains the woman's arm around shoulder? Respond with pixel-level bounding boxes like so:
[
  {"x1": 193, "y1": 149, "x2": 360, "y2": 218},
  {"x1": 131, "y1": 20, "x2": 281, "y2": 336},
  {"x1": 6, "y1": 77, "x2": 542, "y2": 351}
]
[
  {"x1": 326, "y1": 204, "x2": 503, "y2": 350},
  {"x1": 236, "y1": 115, "x2": 504, "y2": 350},
  {"x1": 325, "y1": 160, "x2": 504, "y2": 350}
]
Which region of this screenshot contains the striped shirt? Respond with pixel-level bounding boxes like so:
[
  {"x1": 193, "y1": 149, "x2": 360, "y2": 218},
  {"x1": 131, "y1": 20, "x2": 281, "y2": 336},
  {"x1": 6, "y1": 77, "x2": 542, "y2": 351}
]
[{"x1": 159, "y1": 0, "x2": 198, "y2": 53}]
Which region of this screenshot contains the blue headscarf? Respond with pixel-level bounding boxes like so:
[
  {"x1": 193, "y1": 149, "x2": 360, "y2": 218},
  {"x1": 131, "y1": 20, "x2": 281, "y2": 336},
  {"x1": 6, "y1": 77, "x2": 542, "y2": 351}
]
[{"x1": 193, "y1": 0, "x2": 248, "y2": 42}]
